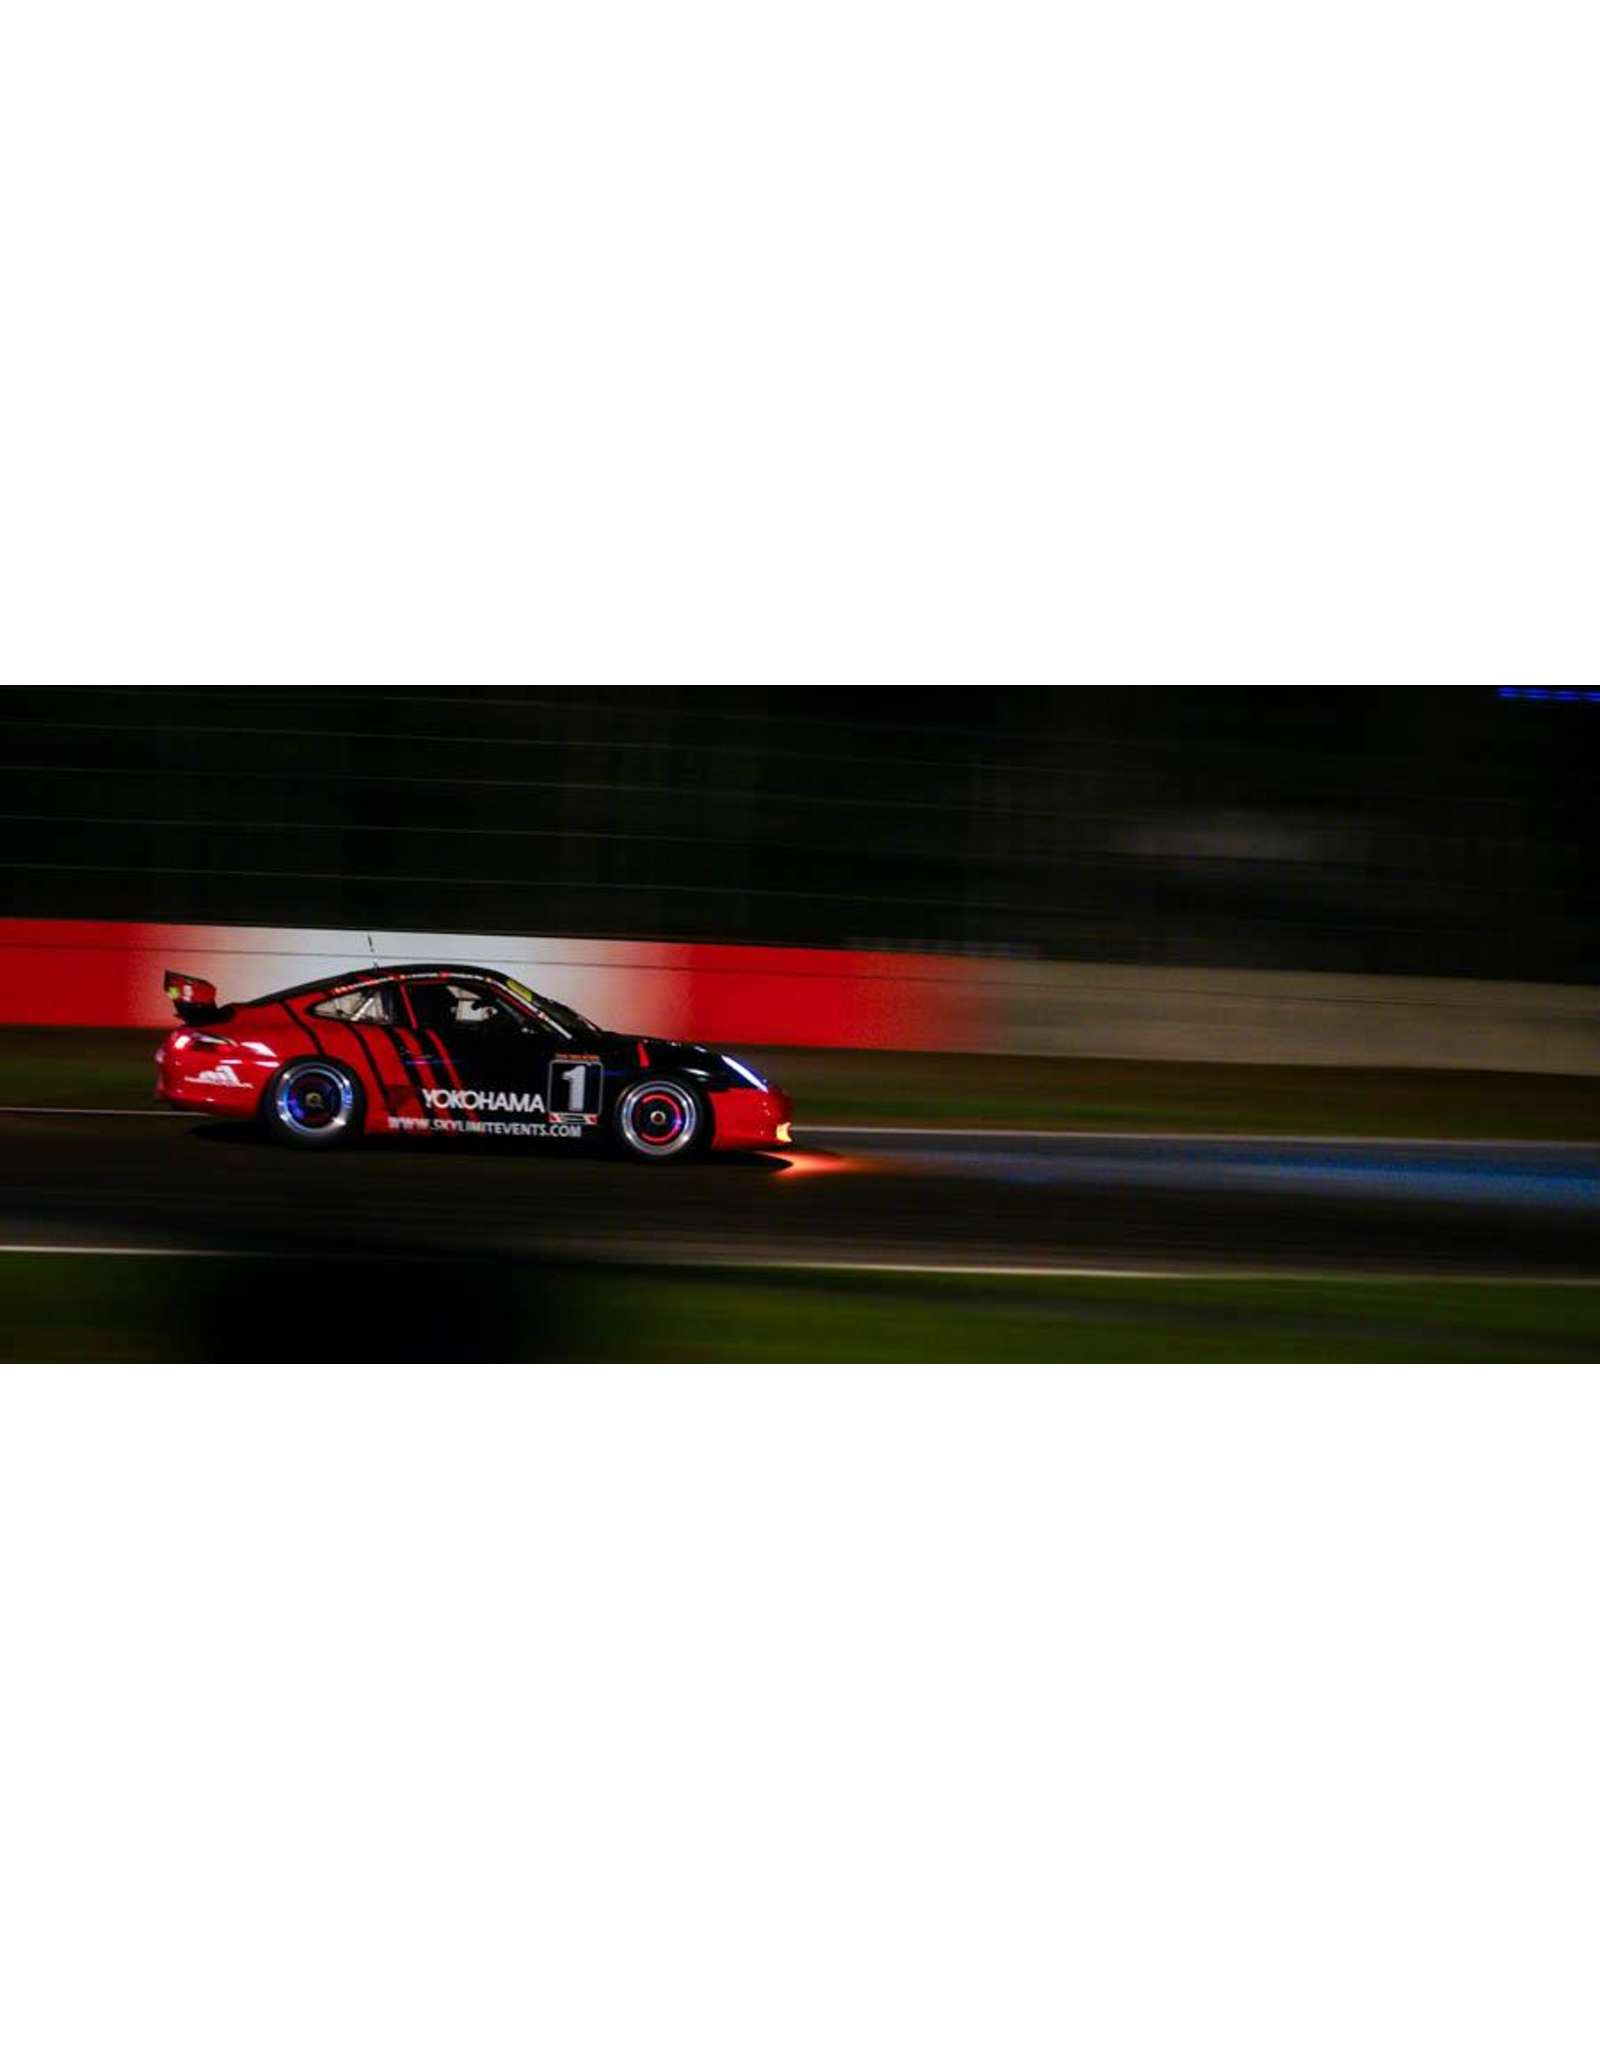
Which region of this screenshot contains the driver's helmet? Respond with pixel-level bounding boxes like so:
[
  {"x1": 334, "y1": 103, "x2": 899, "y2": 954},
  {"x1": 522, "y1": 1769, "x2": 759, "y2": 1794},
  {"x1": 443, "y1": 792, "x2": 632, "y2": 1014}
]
[{"x1": 454, "y1": 988, "x2": 499, "y2": 1026}]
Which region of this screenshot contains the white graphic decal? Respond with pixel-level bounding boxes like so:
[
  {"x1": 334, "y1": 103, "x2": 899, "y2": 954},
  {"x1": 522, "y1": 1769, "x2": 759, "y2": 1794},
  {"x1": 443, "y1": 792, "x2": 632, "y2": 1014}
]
[
  {"x1": 548, "y1": 1055, "x2": 601, "y2": 1120},
  {"x1": 391, "y1": 1114, "x2": 578, "y2": 1138},
  {"x1": 196, "y1": 1065, "x2": 246, "y2": 1087},
  {"x1": 422, "y1": 1088, "x2": 545, "y2": 1114}
]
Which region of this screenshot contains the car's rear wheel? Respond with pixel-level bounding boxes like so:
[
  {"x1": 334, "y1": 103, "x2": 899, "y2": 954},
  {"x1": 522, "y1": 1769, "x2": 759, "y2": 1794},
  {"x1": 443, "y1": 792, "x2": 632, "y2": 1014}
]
[
  {"x1": 266, "y1": 1059, "x2": 364, "y2": 1148},
  {"x1": 613, "y1": 1077, "x2": 706, "y2": 1161}
]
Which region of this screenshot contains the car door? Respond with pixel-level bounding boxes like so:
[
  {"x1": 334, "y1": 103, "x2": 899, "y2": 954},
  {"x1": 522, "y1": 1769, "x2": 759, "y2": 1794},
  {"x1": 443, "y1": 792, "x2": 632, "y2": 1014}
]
[{"x1": 399, "y1": 978, "x2": 574, "y2": 1135}]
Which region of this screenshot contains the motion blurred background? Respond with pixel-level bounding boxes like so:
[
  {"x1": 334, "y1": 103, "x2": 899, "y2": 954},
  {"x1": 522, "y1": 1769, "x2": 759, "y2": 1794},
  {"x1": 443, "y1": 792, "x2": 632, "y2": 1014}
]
[{"x1": 3, "y1": 683, "x2": 1595, "y2": 978}]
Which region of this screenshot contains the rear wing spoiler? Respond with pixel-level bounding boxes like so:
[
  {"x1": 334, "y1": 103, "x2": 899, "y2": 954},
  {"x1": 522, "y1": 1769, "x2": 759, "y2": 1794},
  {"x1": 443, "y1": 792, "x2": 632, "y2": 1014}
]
[{"x1": 164, "y1": 969, "x2": 225, "y2": 1024}]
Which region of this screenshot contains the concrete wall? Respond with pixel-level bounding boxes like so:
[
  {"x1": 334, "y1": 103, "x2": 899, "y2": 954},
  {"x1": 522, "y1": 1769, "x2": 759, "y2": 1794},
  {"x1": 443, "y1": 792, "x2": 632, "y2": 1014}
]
[
  {"x1": 987, "y1": 962, "x2": 1600, "y2": 1074},
  {"x1": 1, "y1": 919, "x2": 1595, "y2": 1073}
]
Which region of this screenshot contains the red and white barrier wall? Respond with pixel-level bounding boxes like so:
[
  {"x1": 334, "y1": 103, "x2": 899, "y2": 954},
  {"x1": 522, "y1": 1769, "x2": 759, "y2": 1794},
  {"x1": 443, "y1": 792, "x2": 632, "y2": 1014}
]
[
  {"x1": 0, "y1": 920, "x2": 994, "y2": 1051},
  {"x1": 3, "y1": 919, "x2": 1595, "y2": 1069}
]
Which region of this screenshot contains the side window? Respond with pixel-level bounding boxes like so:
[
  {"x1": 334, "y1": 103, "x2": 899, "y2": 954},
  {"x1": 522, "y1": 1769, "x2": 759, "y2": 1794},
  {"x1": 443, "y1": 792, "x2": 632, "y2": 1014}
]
[
  {"x1": 313, "y1": 983, "x2": 396, "y2": 1026},
  {"x1": 451, "y1": 982, "x2": 530, "y2": 1032},
  {"x1": 408, "y1": 980, "x2": 532, "y2": 1036}
]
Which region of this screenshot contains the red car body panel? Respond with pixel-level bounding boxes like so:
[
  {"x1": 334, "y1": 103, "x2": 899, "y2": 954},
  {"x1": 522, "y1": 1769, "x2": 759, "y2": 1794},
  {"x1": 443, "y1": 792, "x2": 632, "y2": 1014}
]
[{"x1": 707, "y1": 1084, "x2": 792, "y2": 1151}]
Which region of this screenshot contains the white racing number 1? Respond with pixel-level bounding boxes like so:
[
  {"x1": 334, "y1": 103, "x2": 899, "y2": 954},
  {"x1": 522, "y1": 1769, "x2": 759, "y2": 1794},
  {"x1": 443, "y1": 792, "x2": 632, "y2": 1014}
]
[{"x1": 548, "y1": 1056, "x2": 600, "y2": 1121}]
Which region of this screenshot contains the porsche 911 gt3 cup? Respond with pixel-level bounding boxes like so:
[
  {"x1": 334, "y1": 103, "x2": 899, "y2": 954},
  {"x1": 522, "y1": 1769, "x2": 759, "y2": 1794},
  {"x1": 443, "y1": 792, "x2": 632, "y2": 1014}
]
[{"x1": 155, "y1": 963, "x2": 793, "y2": 1161}]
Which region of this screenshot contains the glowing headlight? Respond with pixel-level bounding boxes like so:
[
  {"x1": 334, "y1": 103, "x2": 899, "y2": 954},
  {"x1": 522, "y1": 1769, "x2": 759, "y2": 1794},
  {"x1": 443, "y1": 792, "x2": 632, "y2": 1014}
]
[{"x1": 722, "y1": 1055, "x2": 769, "y2": 1089}]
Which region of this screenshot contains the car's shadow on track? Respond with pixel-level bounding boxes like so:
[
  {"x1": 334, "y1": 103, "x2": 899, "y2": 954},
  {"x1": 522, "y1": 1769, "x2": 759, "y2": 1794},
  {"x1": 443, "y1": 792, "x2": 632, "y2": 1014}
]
[{"x1": 185, "y1": 1121, "x2": 792, "y2": 1174}]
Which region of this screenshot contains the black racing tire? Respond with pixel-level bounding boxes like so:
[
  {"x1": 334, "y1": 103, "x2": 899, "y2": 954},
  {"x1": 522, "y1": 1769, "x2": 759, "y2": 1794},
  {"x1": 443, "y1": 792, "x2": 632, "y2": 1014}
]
[
  {"x1": 264, "y1": 1059, "x2": 365, "y2": 1149},
  {"x1": 612, "y1": 1077, "x2": 709, "y2": 1162}
]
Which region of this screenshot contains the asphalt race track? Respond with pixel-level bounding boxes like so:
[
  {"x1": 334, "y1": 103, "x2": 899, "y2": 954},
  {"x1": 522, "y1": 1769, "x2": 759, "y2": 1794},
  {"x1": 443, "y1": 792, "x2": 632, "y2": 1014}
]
[{"x1": 2, "y1": 1109, "x2": 1598, "y2": 1278}]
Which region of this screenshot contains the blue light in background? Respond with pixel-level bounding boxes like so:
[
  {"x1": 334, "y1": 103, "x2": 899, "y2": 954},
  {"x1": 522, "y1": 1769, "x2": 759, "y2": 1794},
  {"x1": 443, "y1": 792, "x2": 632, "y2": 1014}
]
[{"x1": 1497, "y1": 687, "x2": 1600, "y2": 701}]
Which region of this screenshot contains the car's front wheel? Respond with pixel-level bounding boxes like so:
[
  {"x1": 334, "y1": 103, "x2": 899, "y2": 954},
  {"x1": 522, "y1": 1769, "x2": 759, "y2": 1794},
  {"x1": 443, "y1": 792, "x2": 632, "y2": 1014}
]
[
  {"x1": 613, "y1": 1077, "x2": 706, "y2": 1161},
  {"x1": 265, "y1": 1059, "x2": 364, "y2": 1148}
]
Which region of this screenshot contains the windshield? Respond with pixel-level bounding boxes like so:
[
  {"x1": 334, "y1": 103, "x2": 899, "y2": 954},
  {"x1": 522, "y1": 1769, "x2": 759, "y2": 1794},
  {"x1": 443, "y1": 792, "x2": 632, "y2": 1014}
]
[{"x1": 503, "y1": 976, "x2": 598, "y2": 1038}]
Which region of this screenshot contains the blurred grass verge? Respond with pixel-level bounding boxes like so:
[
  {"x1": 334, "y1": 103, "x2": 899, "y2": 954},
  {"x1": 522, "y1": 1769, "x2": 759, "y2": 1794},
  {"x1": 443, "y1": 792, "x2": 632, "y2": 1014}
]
[
  {"x1": 2, "y1": 1255, "x2": 1595, "y2": 1362},
  {"x1": 3, "y1": 1030, "x2": 1600, "y2": 1139}
]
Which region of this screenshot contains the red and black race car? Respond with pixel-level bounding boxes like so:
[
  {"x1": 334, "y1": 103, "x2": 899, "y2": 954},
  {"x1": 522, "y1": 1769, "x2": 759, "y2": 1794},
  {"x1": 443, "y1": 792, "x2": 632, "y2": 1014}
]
[{"x1": 155, "y1": 963, "x2": 794, "y2": 1161}]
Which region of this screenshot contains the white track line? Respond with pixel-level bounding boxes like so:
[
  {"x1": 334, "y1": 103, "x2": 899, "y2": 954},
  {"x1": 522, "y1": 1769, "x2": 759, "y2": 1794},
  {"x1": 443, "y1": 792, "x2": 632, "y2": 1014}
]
[
  {"x1": 0, "y1": 1106, "x2": 1591, "y2": 1152},
  {"x1": 0, "y1": 1242, "x2": 237, "y2": 1257},
  {"x1": 708, "y1": 1257, "x2": 1600, "y2": 1284},
  {"x1": 0, "y1": 1105, "x2": 1589, "y2": 1155},
  {"x1": 0, "y1": 1243, "x2": 1593, "y2": 1282},
  {"x1": 576, "y1": 1246, "x2": 1600, "y2": 1284},
  {"x1": 0, "y1": 1105, "x2": 173, "y2": 1117}
]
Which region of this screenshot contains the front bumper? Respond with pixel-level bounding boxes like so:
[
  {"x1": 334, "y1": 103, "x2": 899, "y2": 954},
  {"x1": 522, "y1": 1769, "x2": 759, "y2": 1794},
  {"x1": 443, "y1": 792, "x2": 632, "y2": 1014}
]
[{"x1": 710, "y1": 1086, "x2": 795, "y2": 1151}]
